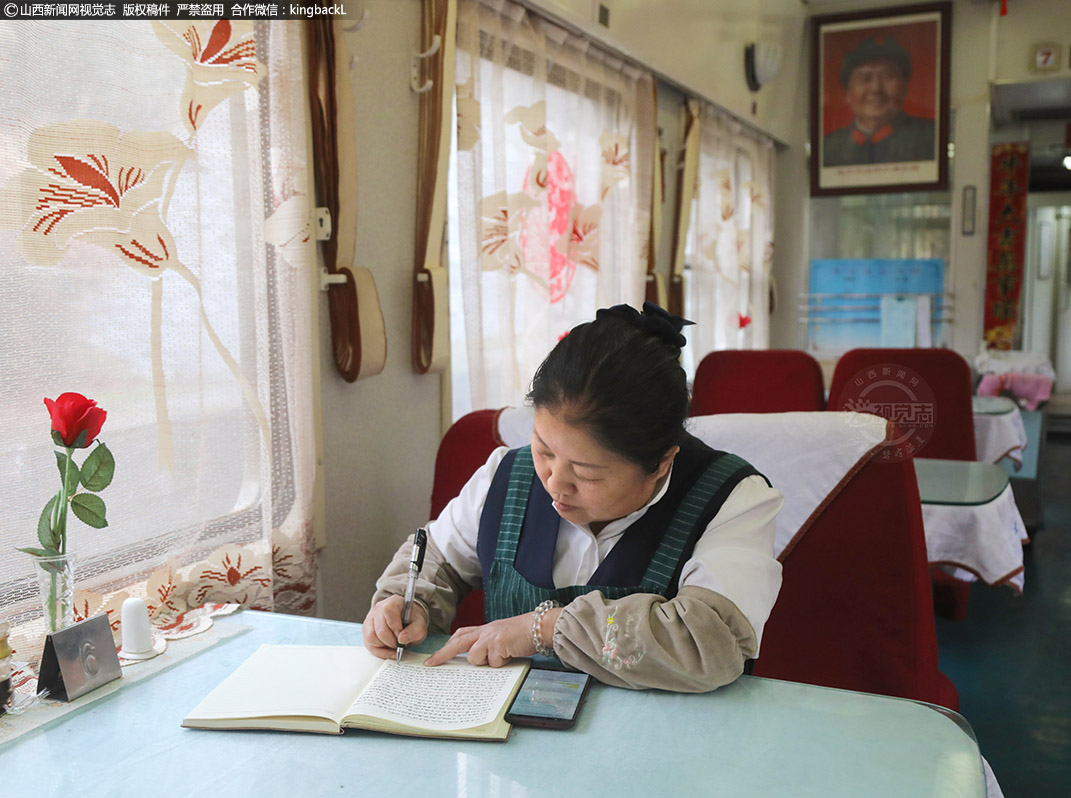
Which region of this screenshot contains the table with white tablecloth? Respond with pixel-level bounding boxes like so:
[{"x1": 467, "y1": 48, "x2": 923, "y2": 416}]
[
  {"x1": 915, "y1": 458, "x2": 1028, "y2": 592},
  {"x1": 972, "y1": 395, "x2": 1028, "y2": 468}
]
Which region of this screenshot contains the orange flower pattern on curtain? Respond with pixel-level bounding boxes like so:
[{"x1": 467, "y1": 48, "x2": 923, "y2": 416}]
[
  {"x1": 599, "y1": 131, "x2": 630, "y2": 199},
  {"x1": 456, "y1": 77, "x2": 481, "y2": 152},
  {"x1": 1, "y1": 119, "x2": 271, "y2": 475},
  {"x1": 1, "y1": 122, "x2": 189, "y2": 270},
  {"x1": 152, "y1": 20, "x2": 263, "y2": 134}
]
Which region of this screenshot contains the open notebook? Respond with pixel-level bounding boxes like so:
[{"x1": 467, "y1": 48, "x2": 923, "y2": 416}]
[{"x1": 182, "y1": 644, "x2": 530, "y2": 741}]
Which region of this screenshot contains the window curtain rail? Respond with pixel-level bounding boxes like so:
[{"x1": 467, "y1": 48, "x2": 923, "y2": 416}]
[
  {"x1": 669, "y1": 98, "x2": 700, "y2": 317},
  {"x1": 308, "y1": 19, "x2": 387, "y2": 382},
  {"x1": 507, "y1": 0, "x2": 785, "y2": 149},
  {"x1": 412, "y1": 0, "x2": 457, "y2": 374}
]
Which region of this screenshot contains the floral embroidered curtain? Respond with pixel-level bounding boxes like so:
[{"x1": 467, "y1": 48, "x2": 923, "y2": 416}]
[
  {"x1": 682, "y1": 104, "x2": 776, "y2": 373},
  {"x1": 448, "y1": 0, "x2": 656, "y2": 417},
  {"x1": 0, "y1": 20, "x2": 318, "y2": 630}
]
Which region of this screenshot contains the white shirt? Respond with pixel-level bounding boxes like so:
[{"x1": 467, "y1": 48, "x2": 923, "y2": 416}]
[{"x1": 427, "y1": 446, "x2": 784, "y2": 645}]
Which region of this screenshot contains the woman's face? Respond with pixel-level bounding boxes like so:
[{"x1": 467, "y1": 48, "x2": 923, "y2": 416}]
[{"x1": 531, "y1": 406, "x2": 675, "y2": 530}]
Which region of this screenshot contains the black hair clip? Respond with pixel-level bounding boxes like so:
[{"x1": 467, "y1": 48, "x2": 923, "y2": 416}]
[{"x1": 596, "y1": 301, "x2": 694, "y2": 348}]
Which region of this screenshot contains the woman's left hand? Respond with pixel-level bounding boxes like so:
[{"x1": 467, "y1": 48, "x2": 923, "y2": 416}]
[{"x1": 425, "y1": 610, "x2": 560, "y2": 667}]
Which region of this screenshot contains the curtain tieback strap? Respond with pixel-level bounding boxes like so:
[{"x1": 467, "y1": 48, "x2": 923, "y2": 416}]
[
  {"x1": 411, "y1": 0, "x2": 456, "y2": 375},
  {"x1": 309, "y1": 19, "x2": 387, "y2": 383}
]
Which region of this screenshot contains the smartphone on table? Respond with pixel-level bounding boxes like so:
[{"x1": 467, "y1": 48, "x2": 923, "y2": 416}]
[{"x1": 505, "y1": 668, "x2": 592, "y2": 729}]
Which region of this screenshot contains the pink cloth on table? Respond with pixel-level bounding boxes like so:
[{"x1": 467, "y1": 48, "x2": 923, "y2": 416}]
[{"x1": 977, "y1": 372, "x2": 1053, "y2": 411}]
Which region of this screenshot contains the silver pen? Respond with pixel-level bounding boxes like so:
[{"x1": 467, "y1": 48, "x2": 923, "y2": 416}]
[{"x1": 396, "y1": 528, "x2": 428, "y2": 663}]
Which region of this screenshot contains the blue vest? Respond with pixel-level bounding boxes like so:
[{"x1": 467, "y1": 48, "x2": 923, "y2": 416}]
[{"x1": 477, "y1": 433, "x2": 763, "y2": 621}]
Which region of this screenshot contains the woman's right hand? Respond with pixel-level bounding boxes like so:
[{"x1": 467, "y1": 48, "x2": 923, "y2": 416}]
[{"x1": 362, "y1": 594, "x2": 430, "y2": 660}]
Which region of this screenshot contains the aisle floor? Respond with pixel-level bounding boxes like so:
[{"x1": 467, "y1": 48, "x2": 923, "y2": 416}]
[{"x1": 935, "y1": 432, "x2": 1071, "y2": 797}]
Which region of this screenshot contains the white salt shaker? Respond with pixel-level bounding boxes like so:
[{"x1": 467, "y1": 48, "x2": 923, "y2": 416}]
[{"x1": 119, "y1": 598, "x2": 157, "y2": 660}]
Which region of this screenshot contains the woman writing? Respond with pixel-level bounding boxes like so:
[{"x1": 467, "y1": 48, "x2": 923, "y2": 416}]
[{"x1": 363, "y1": 303, "x2": 783, "y2": 692}]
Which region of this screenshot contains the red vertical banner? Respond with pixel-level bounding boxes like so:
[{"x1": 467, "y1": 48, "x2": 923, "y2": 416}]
[{"x1": 984, "y1": 142, "x2": 1030, "y2": 350}]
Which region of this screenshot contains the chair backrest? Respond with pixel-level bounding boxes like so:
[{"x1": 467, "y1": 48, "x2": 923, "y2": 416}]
[
  {"x1": 431, "y1": 409, "x2": 506, "y2": 630},
  {"x1": 827, "y1": 348, "x2": 976, "y2": 461},
  {"x1": 430, "y1": 408, "x2": 504, "y2": 519},
  {"x1": 688, "y1": 411, "x2": 955, "y2": 708},
  {"x1": 752, "y1": 453, "x2": 955, "y2": 708},
  {"x1": 691, "y1": 349, "x2": 826, "y2": 415}
]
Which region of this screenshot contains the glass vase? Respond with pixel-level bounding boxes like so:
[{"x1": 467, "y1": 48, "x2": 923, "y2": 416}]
[
  {"x1": 1, "y1": 619, "x2": 11, "y2": 715},
  {"x1": 31, "y1": 553, "x2": 76, "y2": 633}
]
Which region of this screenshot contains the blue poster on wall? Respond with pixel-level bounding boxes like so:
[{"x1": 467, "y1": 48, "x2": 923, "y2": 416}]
[{"x1": 807, "y1": 259, "x2": 945, "y2": 352}]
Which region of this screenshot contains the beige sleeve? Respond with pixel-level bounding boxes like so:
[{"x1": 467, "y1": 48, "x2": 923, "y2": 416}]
[
  {"x1": 371, "y1": 532, "x2": 476, "y2": 635},
  {"x1": 552, "y1": 585, "x2": 758, "y2": 693}
]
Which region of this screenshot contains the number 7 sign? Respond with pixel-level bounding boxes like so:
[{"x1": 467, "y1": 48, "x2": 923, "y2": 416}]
[{"x1": 1032, "y1": 43, "x2": 1061, "y2": 73}]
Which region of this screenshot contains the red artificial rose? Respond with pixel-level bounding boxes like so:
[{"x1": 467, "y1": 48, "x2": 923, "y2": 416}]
[{"x1": 44, "y1": 393, "x2": 107, "y2": 448}]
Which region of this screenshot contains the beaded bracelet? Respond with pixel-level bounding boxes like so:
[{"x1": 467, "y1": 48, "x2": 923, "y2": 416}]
[{"x1": 531, "y1": 599, "x2": 561, "y2": 657}]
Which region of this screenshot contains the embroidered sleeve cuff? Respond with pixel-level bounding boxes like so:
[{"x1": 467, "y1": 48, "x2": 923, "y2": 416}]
[{"x1": 552, "y1": 586, "x2": 757, "y2": 693}]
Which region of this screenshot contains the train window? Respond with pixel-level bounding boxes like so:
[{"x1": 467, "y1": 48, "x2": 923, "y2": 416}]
[
  {"x1": 682, "y1": 104, "x2": 777, "y2": 374},
  {"x1": 0, "y1": 22, "x2": 314, "y2": 624},
  {"x1": 446, "y1": 3, "x2": 656, "y2": 420}
]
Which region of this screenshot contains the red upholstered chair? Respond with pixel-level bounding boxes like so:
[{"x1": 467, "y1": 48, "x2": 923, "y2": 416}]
[
  {"x1": 430, "y1": 409, "x2": 504, "y2": 631},
  {"x1": 827, "y1": 348, "x2": 976, "y2": 621},
  {"x1": 430, "y1": 408, "x2": 505, "y2": 520},
  {"x1": 754, "y1": 453, "x2": 959, "y2": 710},
  {"x1": 690, "y1": 349, "x2": 826, "y2": 416},
  {"x1": 827, "y1": 348, "x2": 977, "y2": 461}
]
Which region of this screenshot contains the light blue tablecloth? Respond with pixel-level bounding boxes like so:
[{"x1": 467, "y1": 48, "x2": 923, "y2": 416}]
[{"x1": 0, "y1": 610, "x2": 985, "y2": 797}]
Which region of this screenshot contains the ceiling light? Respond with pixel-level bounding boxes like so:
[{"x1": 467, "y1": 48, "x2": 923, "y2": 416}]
[{"x1": 1064, "y1": 155, "x2": 1071, "y2": 170}]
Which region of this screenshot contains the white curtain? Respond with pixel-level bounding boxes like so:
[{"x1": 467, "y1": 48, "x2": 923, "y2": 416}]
[
  {"x1": 448, "y1": 0, "x2": 655, "y2": 417},
  {"x1": 683, "y1": 104, "x2": 775, "y2": 372},
  {"x1": 0, "y1": 21, "x2": 317, "y2": 632}
]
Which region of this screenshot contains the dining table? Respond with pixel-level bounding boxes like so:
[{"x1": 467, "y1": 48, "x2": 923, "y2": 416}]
[
  {"x1": 0, "y1": 609, "x2": 987, "y2": 797},
  {"x1": 914, "y1": 458, "x2": 1027, "y2": 591},
  {"x1": 972, "y1": 395, "x2": 1028, "y2": 468}
]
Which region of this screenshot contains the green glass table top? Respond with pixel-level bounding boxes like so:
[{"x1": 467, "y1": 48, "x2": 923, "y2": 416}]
[
  {"x1": 915, "y1": 458, "x2": 1010, "y2": 506},
  {"x1": 972, "y1": 395, "x2": 1017, "y2": 416}
]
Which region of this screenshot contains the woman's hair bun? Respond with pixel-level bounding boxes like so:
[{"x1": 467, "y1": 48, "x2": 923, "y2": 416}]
[{"x1": 595, "y1": 301, "x2": 694, "y2": 349}]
